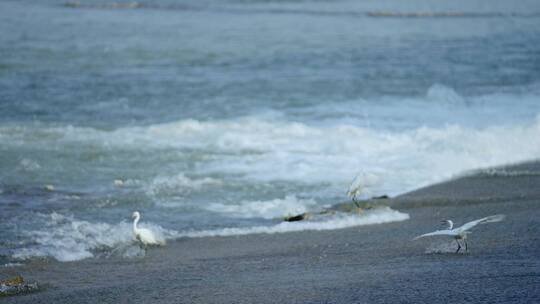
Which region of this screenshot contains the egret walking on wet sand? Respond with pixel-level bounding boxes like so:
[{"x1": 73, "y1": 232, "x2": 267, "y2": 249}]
[
  {"x1": 414, "y1": 214, "x2": 505, "y2": 253},
  {"x1": 132, "y1": 211, "x2": 166, "y2": 249}
]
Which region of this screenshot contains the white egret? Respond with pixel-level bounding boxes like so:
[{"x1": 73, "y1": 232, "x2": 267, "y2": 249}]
[
  {"x1": 346, "y1": 176, "x2": 363, "y2": 204},
  {"x1": 414, "y1": 214, "x2": 505, "y2": 253},
  {"x1": 347, "y1": 172, "x2": 380, "y2": 205},
  {"x1": 132, "y1": 211, "x2": 166, "y2": 249}
]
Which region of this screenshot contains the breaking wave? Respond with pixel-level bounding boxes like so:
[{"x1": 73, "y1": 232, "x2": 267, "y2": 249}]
[
  {"x1": 3, "y1": 113, "x2": 540, "y2": 199},
  {"x1": 12, "y1": 213, "x2": 174, "y2": 262},
  {"x1": 10, "y1": 208, "x2": 408, "y2": 262},
  {"x1": 204, "y1": 195, "x2": 319, "y2": 219},
  {"x1": 147, "y1": 173, "x2": 223, "y2": 197},
  {"x1": 180, "y1": 207, "x2": 409, "y2": 238}
]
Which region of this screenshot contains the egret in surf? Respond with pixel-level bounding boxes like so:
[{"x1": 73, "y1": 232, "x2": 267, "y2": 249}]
[{"x1": 132, "y1": 211, "x2": 166, "y2": 249}]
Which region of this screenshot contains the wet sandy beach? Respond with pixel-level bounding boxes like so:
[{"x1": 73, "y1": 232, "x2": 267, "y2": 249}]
[{"x1": 2, "y1": 162, "x2": 540, "y2": 303}]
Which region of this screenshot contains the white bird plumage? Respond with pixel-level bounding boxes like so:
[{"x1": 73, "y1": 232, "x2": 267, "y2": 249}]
[
  {"x1": 414, "y1": 214, "x2": 505, "y2": 253},
  {"x1": 132, "y1": 211, "x2": 166, "y2": 248},
  {"x1": 346, "y1": 172, "x2": 380, "y2": 204},
  {"x1": 442, "y1": 220, "x2": 453, "y2": 230},
  {"x1": 346, "y1": 176, "x2": 363, "y2": 204}
]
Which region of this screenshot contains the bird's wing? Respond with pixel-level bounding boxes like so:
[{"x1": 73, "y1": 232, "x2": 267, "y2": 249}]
[
  {"x1": 413, "y1": 229, "x2": 455, "y2": 240},
  {"x1": 456, "y1": 214, "x2": 505, "y2": 232},
  {"x1": 347, "y1": 177, "x2": 362, "y2": 198},
  {"x1": 140, "y1": 228, "x2": 166, "y2": 245},
  {"x1": 140, "y1": 228, "x2": 158, "y2": 244}
]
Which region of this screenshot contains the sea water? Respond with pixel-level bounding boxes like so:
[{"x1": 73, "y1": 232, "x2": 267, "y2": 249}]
[{"x1": 1, "y1": 0, "x2": 539, "y2": 262}]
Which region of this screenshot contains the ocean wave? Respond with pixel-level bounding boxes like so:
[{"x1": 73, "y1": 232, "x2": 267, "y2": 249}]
[
  {"x1": 2, "y1": 88, "x2": 540, "y2": 199},
  {"x1": 179, "y1": 207, "x2": 409, "y2": 238},
  {"x1": 426, "y1": 84, "x2": 466, "y2": 105},
  {"x1": 468, "y1": 168, "x2": 540, "y2": 178},
  {"x1": 17, "y1": 159, "x2": 41, "y2": 172},
  {"x1": 147, "y1": 173, "x2": 223, "y2": 198},
  {"x1": 12, "y1": 212, "x2": 174, "y2": 262},
  {"x1": 204, "y1": 195, "x2": 319, "y2": 219},
  {"x1": 366, "y1": 11, "x2": 540, "y2": 18},
  {"x1": 2, "y1": 112, "x2": 540, "y2": 198},
  {"x1": 62, "y1": 2, "x2": 540, "y2": 19},
  {"x1": 10, "y1": 208, "x2": 408, "y2": 262}
]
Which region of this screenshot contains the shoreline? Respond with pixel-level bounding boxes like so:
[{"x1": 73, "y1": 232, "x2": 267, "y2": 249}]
[
  {"x1": 333, "y1": 160, "x2": 540, "y2": 211},
  {"x1": 2, "y1": 161, "x2": 540, "y2": 303}
]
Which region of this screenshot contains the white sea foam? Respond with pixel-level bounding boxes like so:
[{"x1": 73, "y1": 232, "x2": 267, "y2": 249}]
[
  {"x1": 347, "y1": 172, "x2": 382, "y2": 200},
  {"x1": 2, "y1": 89, "x2": 540, "y2": 221},
  {"x1": 468, "y1": 168, "x2": 540, "y2": 178},
  {"x1": 18, "y1": 158, "x2": 41, "y2": 171},
  {"x1": 205, "y1": 195, "x2": 319, "y2": 219},
  {"x1": 11, "y1": 208, "x2": 408, "y2": 261},
  {"x1": 426, "y1": 83, "x2": 466, "y2": 105},
  {"x1": 2, "y1": 263, "x2": 23, "y2": 268},
  {"x1": 180, "y1": 207, "x2": 409, "y2": 238},
  {"x1": 147, "y1": 173, "x2": 223, "y2": 197},
  {"x1": 12, "y1": 213, "x2": 175, "y2": 262},
  {"x1": 3, "y1": 112, "x2": 540, "y2": 199}
]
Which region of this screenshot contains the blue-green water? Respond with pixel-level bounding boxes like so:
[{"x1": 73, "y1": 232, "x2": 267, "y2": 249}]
[{"x1": 1, "y1": 0, "x2": 540, "y2": 262}]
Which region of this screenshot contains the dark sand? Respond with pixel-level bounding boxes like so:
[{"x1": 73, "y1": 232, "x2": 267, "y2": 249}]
[{"x1": 2, "y1": 162, "x2": 540, "y2": 303}]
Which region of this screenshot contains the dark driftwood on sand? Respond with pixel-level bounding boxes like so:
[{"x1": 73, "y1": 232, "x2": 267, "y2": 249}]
[
  {"x1": 283, "y1": 195, "x2": 392, "y2": 222},
  {"x1": 283, "y1": 213, "x2": 311, "y2": 222}
]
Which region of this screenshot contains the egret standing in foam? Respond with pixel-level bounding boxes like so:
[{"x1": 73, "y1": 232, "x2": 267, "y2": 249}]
[{"x1": 132, "y1": 211, "x2": 166, "y2": 249}]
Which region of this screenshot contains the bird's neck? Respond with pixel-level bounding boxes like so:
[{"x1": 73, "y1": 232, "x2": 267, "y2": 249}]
[{"x1": 133, "y1": 216, "x2": 140, "y2": 232}]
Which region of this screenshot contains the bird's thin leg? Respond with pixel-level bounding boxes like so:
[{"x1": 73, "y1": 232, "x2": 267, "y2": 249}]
[
  {"x1": 352, "y1": 197, "x2": 361, "y2": 208},
  {"x1": 455, "y1": 239, "x2": 461, "y2": 253},
  {"x1": 465, "y1": 240, "x2": 468, "y2": 252}
]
